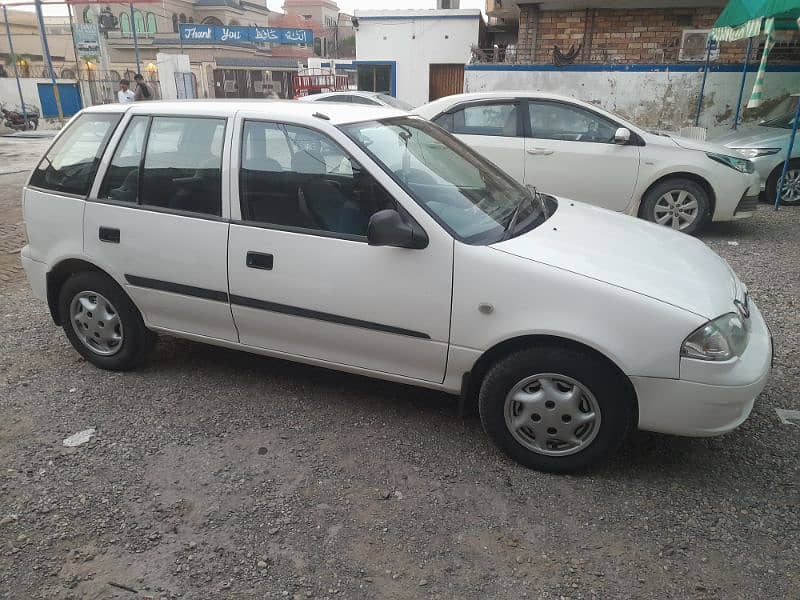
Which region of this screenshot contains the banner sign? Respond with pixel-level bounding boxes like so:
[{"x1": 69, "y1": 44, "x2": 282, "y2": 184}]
[
  {"x1": 72, "y1": 24, "x2": 101, "y2": 58},
  {"x1": 179, "y1": 24, "x2": 313, "y2": 45}
]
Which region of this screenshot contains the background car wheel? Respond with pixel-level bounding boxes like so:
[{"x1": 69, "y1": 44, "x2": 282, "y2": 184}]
[
  {"x1": 58, "y1": 271, "x2": 156, "y2": 371},
  {"x1": 640, "y1": 178, "x2": 710, "y2": 235},
  {"x1": 478, "y1": 346, "x2": 636, "y2": 473},
  {"x1": 766, "y1": 159, "x2": 800, "y2": 206}
]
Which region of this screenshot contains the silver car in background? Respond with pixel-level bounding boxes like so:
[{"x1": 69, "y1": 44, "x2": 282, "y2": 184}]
[
  {"x1": 298, "y1": 91, "x2": 415, "y2": 111},
  {"x1": 716, "y1": 109, "x2": 800, "y2": 205}
]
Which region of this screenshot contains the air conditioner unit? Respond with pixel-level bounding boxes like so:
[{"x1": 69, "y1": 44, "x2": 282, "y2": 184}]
[{"x1": 678, "y1": 29, "x2": 719, "y2": 62}]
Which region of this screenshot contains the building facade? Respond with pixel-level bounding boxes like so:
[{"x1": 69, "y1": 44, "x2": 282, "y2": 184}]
[{"x1": 354, "y1": 9, "x2": 484, "y2": 107}]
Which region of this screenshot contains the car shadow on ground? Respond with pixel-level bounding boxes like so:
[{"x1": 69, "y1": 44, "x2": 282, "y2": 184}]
[{"x1": 138, "y1": 335, "x2": 741, "y2": 481}]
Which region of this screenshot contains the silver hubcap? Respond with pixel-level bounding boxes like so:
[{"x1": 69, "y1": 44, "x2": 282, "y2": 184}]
[
  {"x1": 654, "y1": 190, "x2": 699, "y2": 230},
  {"x1": 70, "y1": 291, "x2": 124, "y2": 356},
  {"x1": 504, "y1": 373, "x2": 601, "y2": 457},
  {"x1": 780, "y1": 169, "x2": 800, "y2": 204}
]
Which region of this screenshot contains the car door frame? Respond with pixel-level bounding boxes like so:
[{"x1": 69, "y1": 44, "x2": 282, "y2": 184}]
[{"x1": 226, "y1": 109, "x2": 457, "y2": 384}]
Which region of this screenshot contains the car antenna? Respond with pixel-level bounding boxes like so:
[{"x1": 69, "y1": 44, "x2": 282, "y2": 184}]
[{"x1": 312, "y1": 112, "x2": 330, "y2": 121}]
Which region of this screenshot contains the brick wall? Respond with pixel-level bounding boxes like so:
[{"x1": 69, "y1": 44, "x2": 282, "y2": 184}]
[{"x1": 517, "y1": 6, "x2": 800, "y2": 64}]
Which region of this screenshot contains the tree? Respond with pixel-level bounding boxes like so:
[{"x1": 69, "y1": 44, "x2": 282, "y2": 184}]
[{"x1": 4, "y1": 53, "x2": 33, "y2": 77}]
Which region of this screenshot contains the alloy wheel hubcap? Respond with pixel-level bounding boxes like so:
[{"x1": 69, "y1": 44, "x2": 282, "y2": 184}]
[
  {"x1": 504, "y1": 373, "x2": 601, "y2": 457},
  {"x1": 780, "y1": 169, "x2": 800, "y2": 204},
  {"x1": 70, "y1": 291, "x2": 124, "y2": 356},
  {"x1": 653, "y1": 190, "x2": 699, "y2": 230}
]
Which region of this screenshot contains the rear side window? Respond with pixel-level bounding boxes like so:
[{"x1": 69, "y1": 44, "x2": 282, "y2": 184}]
[
  {"x1": 99, "y1": 115, "x2": 148, "y2": 202},
  {"x1": 140, "y1": 116, "x2": 226, "y2": 217},
  {"x1": 450, "y1": 103, "x2": 519, "y2": 137},
  {"x1": 29, "y1": 112, "x2": 121, "y2": 196}
]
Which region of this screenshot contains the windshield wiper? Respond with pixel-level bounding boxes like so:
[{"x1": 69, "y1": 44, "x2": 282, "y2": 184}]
[{"x1": 503, "y1": 188, "x2": 536, "y2": 240}]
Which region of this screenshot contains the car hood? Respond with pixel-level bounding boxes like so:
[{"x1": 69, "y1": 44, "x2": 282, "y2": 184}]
[
  {"x1": 492, "y1": 200, "x2": 740, "y2": 320},
  {"x1": 663, "y1": 134, "x2": 743, "y2": 155},
  {"x1": 714, "y1": 126, "x2": 788, "y2": 149}
]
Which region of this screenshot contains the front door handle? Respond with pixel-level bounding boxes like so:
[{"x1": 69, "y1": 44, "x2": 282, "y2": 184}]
[
  {"x1": 99, "y1": 226, "x2": 120, "y2": 243},
  {"x1": 246, "y1": 251, "x2": 273, "y2": 270},
  {"x1": 526, "y1": 148, "x2": 554, "y2": 156}
]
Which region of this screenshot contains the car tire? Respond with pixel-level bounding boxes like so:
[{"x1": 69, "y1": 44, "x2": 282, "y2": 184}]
[
  {"x1": 640, "y1": 178, "x2": 711, "y2": 235},
  {"x1": 766, "y1": 159, "x2": 800, "y2": 206},
  {"x1": 58, "y1": 271, "x2": 156, "y2": 371},
  {"x1": 478, "y1": 346, "x2": 636, "y2": 473}
]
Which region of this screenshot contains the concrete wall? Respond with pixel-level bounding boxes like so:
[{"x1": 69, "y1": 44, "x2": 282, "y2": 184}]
[
  {"x1": 0, "y1": 77, "x2": 79, "y2": 127},
  {"x1": 155, "y1": 52, "x2": 191, "y2": 100},
  {"x1": 355, "y1": 11, "x2": 481, "y2": 107},
  {"x1": 464, "y1": 64, "x2": 800, "y2": 137}
]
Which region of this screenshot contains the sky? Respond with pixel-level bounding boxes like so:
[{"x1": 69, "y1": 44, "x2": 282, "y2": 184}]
[{"x1": 18, "y1": 0, "x2": 486, "y2": 18}]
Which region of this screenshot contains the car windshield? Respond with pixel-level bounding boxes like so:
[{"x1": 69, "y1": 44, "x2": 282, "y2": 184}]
[
  {"x1": 341, "y1": 116, "x2": 554, "y2": 244},
  {"x1": 377, "y1": 94, "x2": 414, "y2": 111}
]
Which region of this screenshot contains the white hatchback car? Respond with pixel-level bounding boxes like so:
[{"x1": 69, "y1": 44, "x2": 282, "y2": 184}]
[
  {"x1": 415, "y1": 92, "x2": 762, "y2": 235},
  {"x1": 21, "y1": 101, "x2": 771, "y2": 472}
]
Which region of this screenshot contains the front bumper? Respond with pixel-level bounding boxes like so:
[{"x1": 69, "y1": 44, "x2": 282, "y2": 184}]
[
  {"x1": 633, "y1": 299, "x2": 772, "y2": 437},
  {"x1": 711, "y1": 171, "x2": 761, "y2": 222}
]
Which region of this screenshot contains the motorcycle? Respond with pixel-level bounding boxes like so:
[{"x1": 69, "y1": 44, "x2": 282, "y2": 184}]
[{"x1": 1, "y1": 103, "x2": 40, "y2": 131}]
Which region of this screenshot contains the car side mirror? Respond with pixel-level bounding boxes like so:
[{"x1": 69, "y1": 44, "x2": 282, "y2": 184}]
[
  {"x1": 367, "y1": 209, "x2": 428, "y2": 249},
  {"x1": 614, "y1": 127, "x2": 631, "y2": 145}
]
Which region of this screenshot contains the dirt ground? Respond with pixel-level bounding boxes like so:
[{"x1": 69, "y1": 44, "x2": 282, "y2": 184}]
[{"x1": 1, "y1": 145, "x2": 799, "y2": 600}]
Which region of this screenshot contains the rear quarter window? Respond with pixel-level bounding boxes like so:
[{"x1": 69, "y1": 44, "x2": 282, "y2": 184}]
[{"x1": 29, "y1": 112, "x2": 122, "y2": 196}]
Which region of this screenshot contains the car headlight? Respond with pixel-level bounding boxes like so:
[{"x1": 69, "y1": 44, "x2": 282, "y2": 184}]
[
  {"x1": 706, "y1": 152, "x2": 755, "y2": 174},
  {"x1": 730, "y1": 147, "x2": 782, "y2": 159},
  {"x1": 681, "y1": 313, "x2": 749, "y2": 361}
]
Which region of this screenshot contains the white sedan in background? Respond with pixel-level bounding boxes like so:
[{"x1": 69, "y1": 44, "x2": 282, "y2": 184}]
[
  {"x1": 416, "y1": 92, "x2": 761, "y2": 235},
  {"x1": 298, "y1": 91, "x2": 415, "y2": 111}
]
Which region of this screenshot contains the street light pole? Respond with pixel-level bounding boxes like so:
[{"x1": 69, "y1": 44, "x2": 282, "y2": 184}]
[
  {"x1": 129, "y1": 2, "x2": 141, "y2": 74},
  {"x1": 34, "y1": 0, "x2": 64, "y2": 120},
  {"x1": 3, "y1": 3, "x2": 30, "y2": 128}
]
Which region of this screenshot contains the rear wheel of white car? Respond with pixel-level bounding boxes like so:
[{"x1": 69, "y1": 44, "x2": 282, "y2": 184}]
[
  {"x1": 766, "y1": 160, "x2": 800, "y2": 206},
  {"x1": 640, "y1": 178, "x2": 710, "y2": 235},
  {"x1": 58, "y1": 271, "x2": 156, "y2": 371},
  {"x1": 478, "y1": 346, "x2": 636, "y2": 473}
]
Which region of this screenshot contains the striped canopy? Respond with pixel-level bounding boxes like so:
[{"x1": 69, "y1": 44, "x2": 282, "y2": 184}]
[{"x1": 712, "y1": 0, "x2": 800, "y2": 40}]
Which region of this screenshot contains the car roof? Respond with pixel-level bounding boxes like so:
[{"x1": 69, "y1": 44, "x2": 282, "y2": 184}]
[{"x1": 78, "y1": 99, "x2": 405, "y2": 125}]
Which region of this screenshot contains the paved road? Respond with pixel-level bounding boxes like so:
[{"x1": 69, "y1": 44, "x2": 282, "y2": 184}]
[{"x1": 0, "y1": 149, "x2": 798, "y2": 599}]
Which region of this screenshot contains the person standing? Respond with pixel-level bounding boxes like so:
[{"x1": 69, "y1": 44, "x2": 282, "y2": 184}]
[
  {"x1": 117, "y1": 79, "x2": 135, "y2": 103},
  {"x1": 133, "y1": 73, "x2": 154, "y2": 101}
]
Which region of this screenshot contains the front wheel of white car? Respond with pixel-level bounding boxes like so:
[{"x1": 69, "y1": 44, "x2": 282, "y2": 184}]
[
  {"x1": 478, "y1": 346, "x2": 636, "y2": 473},
  {"x1": 640, "y1": 178, "x2": 711, "y2": 235}
]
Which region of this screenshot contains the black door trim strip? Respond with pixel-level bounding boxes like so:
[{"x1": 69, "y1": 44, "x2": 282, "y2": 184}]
[
  {"x1": 229, "y1": 294, "x2": 430, "y2": 339},
  {"x1": 125, "y1": 275, "x2": 230, "y2": 303},
  {"x1": 124, "y1": 275, "x2": 430, "y2": 340}
]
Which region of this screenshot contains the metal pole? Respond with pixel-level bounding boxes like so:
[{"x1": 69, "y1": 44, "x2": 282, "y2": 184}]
[
  {"x1": 129, "y1": 2, "x2": 141, "y2": 74},
  {"x1": 732, "y1": 37, "x2": 753, "y2": 130},
  {"x1": 773, "y1": 97, "x2": 800, "y2": 210},
  {"x1": 695, "y1": 39, "x2": 712, "y2": 127},
  {"x1": 3, "y1": 4, "x2": 30, "y2": 128},
  {"x1": 34, "y1": 0, "x2": 63, "y2": 120}
]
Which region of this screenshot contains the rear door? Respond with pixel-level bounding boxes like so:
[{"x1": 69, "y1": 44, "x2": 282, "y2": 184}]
[
  {"x1": 432, "y1": 100, "x2": 526, "y2": 183},
  {"x1": 523, "y1": 99, "x2": 640, "y2": 211},
  {"x1": 84, "y1": 111, "x2": 237, "y2": 341}
]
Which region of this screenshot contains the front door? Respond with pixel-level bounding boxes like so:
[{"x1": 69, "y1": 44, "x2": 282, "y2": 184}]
[
  {"x1": 433, "y1": 100, "x2": 526, "y2": 183},
  {"x1": 523, "y1": 100, "x2": 640, "y2": 211},
  {"x1": 84, "y1": 113, "x2": 237, "y2": 341},
  {"x1": 226, "y1": 117, "x2": 452, "y2": 383}
]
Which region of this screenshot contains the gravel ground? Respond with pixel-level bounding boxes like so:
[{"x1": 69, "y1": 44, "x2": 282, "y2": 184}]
[{"x1": 1, "y1": 167, "x2": 799, "y2": 600}]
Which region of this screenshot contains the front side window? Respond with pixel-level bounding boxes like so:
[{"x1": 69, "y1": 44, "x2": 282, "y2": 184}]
[
  {"x1": 342, "y1": 116, "x2": 553, "y2": 244},
  {"x1": 528, "y1": 101, "x2": 618, "y2": 143},
  {"x1": 140, "y1": 116, "x2": 226, "y2": 216},
  {"x1": 376, "y1": 94, "x2": 413, "y2": 111},
  {"x1": 435, "y1": 103, "x2": 518, "y2": 137},
  {"x1": 240, "y1": 120, "x2": 395, "y2": 237},
  {"x1": 29, "y1": 112, "x2": 121, "y2": 196}
]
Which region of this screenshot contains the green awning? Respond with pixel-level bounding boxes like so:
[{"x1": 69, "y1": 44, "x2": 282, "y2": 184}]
[{"x1": 712, "y1": 0, "x2": 800, "y2": 40}]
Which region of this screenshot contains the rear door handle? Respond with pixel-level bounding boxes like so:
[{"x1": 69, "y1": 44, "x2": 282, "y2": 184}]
[
  {"x1": 246, "y1": 251, "x2": 273, "y2": 270},
  {"x1": 526, "y1": 148, "x2": 554, "y2": 156},
  {"x1": 99, "y1": 227, "x2": 120, "y2": 243}
]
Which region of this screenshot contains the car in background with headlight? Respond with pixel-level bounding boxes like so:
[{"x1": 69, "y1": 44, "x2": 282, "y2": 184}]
[
  {"x1": 415, "y1": 92, "x2": 761, "y2": 235},
  {"x1": 715, "y1": 110, "x2": 800, "y2": 205}
]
